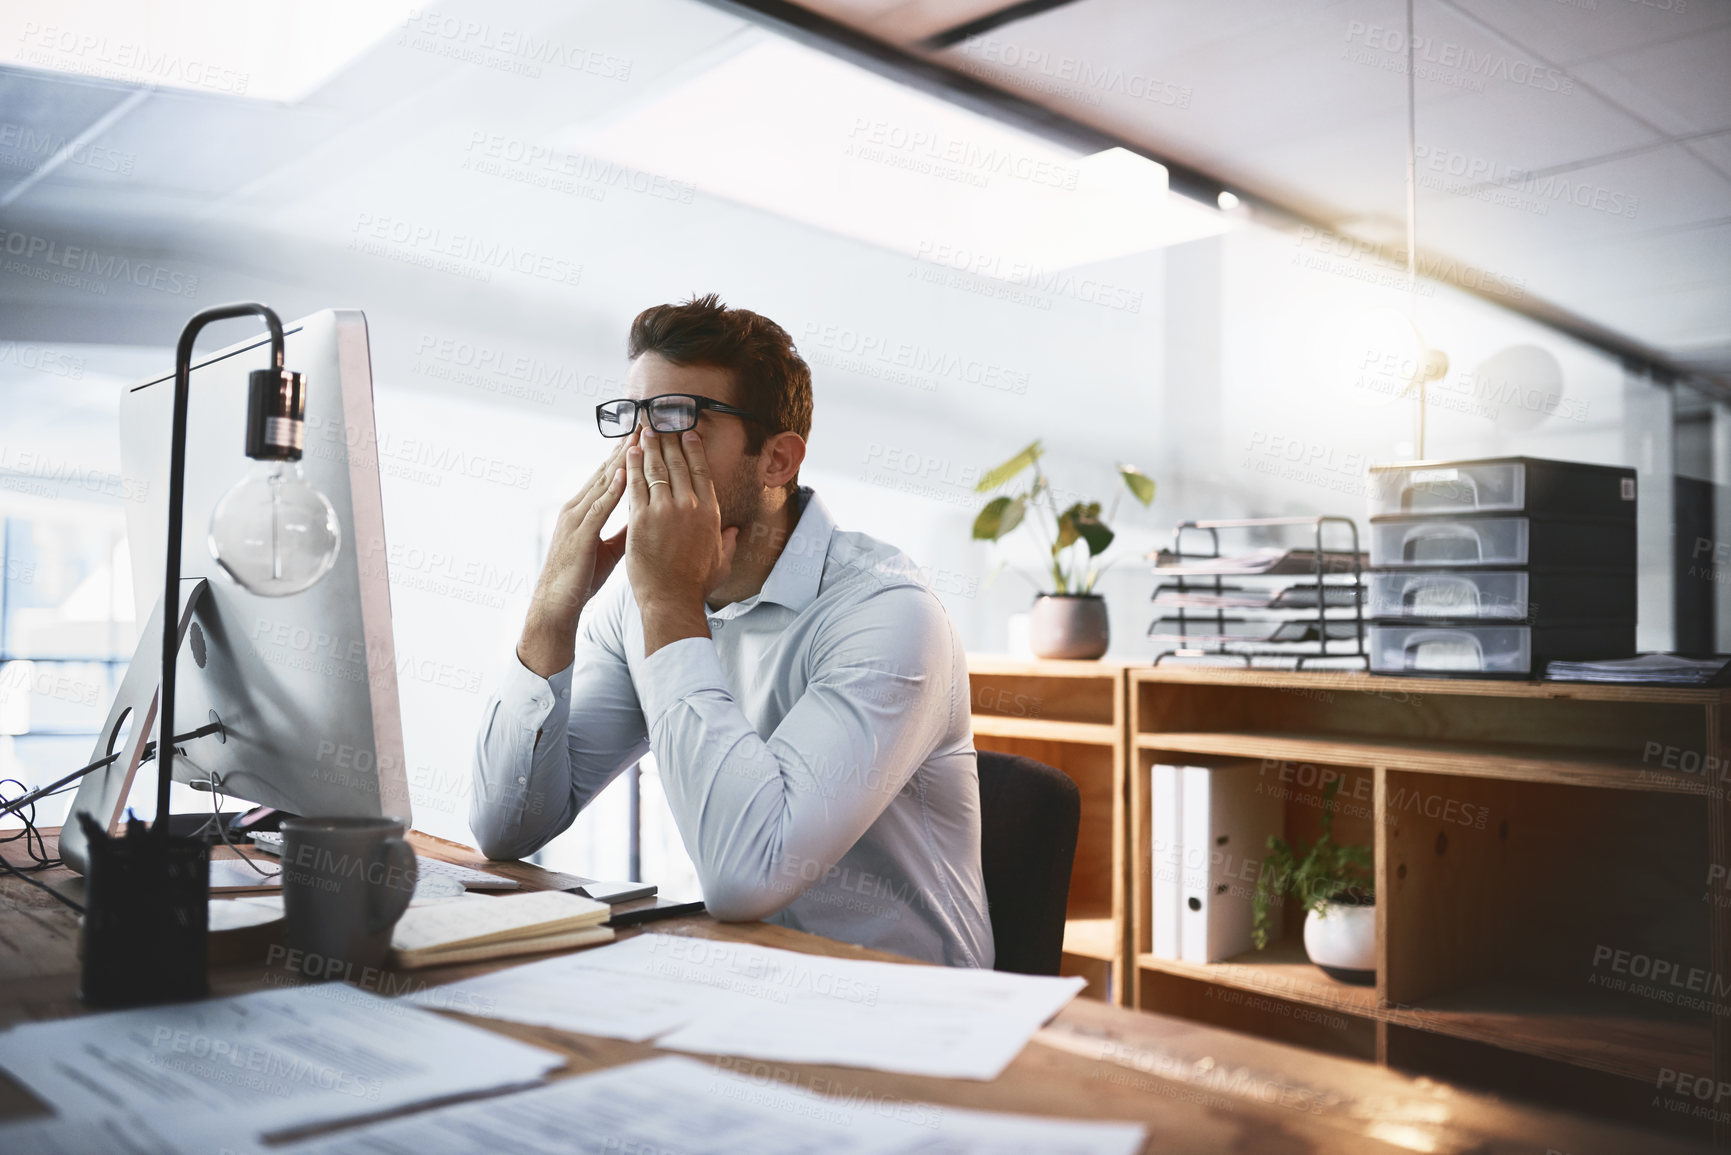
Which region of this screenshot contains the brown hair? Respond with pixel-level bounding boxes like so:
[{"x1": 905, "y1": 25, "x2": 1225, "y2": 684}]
[{"x1": 627, "y1": 294, "x2": 813, "y2": 463}]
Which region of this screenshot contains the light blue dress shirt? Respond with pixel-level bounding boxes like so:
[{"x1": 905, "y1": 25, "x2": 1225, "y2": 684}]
[{"x1": 470, "y1": 488, "x2": 994, "y2": 968}]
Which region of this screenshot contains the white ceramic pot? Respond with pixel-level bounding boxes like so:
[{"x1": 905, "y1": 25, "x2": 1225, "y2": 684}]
[
  {"x1": 1029, "y1": 594, "x2": 1110, "y2": 660},
  {"x1": 1303, "y1": 900, "x2": 1376, "y2": 985}
]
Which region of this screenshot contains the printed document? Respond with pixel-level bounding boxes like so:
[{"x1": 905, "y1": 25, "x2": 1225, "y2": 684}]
[
  {"x1": 0, "y1": 983, "x2": 562, "y2": 1137},
  {"x1": 408, "y1": 933, "x2": 1084, "y2": 1079},
  {"x1": 175, "y1": 1055, "x2": 1145, "y2": 1155}
]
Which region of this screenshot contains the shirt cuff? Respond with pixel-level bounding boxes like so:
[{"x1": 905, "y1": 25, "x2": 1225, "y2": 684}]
[
  {"x1": 499, "y1": 650, "x2": 572, "y2": 731},
  {"x1": 635, "y1": 636, "x2": 729, "y2": 727}
]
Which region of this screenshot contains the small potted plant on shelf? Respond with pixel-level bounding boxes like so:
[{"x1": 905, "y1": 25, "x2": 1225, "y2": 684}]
[
  {"x1": 1252, "y1": 779, "x2": 1376, "y2": 984},
  {"x1": 971, "y1": 440, "x2": 1154, "y2": 660}
]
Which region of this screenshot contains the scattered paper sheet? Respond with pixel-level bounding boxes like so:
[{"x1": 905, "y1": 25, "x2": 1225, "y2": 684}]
[
  {"x1": 164, "y1": 1055, "x2": 1143, "y2": 1155},
  {"x1": 0, "y1": 983, "x2": 563, "y2": 1139},
  {"x1": 1546, "y1": 652, "x2": 1731, "y2": 685},
  {"x1": 407, "y1": 933, "x2": 1084, "y2": 1079},
  {"x1": 0, "y1": 1112, "x2": 237, "y2": 1155}
]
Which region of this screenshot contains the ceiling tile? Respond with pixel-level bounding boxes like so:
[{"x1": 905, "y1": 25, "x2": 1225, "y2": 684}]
[
  {"x1": 1411, "y1": 71, "x2": 1661, "y2": 178},
  {"x1": 1568, "y1": 20, "x2": 1731, "y2": 136},
  {"x1": 1446, "y1": 0, "x2": 1731, "y2": 69}
]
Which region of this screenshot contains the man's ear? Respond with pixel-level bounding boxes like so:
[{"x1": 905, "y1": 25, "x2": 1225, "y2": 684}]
[{"x1": 759, "y1": 431, "x2": 806, "y2": 489}]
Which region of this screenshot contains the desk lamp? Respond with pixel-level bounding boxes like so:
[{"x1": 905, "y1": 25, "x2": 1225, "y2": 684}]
[{"x1": 80, "y1": 303, "x2": 340, "y2": 1007}]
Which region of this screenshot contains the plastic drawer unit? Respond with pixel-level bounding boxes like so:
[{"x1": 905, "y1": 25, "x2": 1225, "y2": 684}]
[
  {"x1": 1367, "y1": 457, "x2": 1636, "y2": 520},
  {"x1": 1368, "y1": 515, "x2": 1636, "y2": 570},
  {"x1": 1368, "y1": 621, "x2": 1636, "y2": 677},
  {"x1": 1365, "y1": 569, "x2": 1637, "y2": 623}
]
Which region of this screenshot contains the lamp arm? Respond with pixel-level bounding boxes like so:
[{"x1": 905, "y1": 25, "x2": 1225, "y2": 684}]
[{"x1": 157, "y1": 303, "x2": 285, "y2": 835}]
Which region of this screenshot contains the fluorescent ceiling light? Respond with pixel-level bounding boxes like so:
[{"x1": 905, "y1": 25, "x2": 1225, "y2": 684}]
[
  {"x1": 559, "y1": 34, "x2": 1228, "y2": 273},
  {"x1": 0, "y1": 0, "x2": 411, "y2": 102}
]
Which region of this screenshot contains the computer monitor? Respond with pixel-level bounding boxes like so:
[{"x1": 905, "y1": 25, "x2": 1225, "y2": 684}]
[{"x1": 58, "y1": 309, "x2": 409, "y2": 875}]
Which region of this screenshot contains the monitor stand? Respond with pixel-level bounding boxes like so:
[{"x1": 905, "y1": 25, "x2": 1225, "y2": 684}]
[{"x1": 58, "y1": 578, "x2": 210, "y2": 876}]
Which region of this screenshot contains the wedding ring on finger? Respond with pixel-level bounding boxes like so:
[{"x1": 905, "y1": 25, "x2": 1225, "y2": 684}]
[{"x1": 647, "y1": 479, "x2": 671, "y2": 489}]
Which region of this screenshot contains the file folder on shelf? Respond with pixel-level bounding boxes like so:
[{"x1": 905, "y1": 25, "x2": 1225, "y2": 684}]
[
  {"x1": 1151, "y1": 762, "x2": 1284, "y2": 966},
  {"x1": 1151, "y1": 764, "x2": 1181, "y2": 961}
]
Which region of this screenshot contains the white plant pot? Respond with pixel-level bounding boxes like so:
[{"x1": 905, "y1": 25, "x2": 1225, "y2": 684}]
[{"x1": 1303, "y1": 901, "x2": 1376, "y2": 985}]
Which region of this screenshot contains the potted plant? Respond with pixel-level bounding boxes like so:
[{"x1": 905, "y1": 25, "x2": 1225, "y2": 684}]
[
  {"x1": 971, "y1": 440, "x2": 1154, "y2": 660},
  {"x1": 1252, "y1": 779, "x2": 1376, "y2": 984}
]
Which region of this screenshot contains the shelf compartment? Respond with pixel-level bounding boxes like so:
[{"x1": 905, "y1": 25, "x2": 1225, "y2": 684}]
[
  {"x1": 1129, "y1": 675, "x2": 1711, "y2": 806},
  {"x1": 1394, "y1": 978, "x2": 1711, "y2": 1084},
  {"x1": 968, "y1": 663, "x2": 1124, "y2": 729},
  {"x1": 1136, "y1": 963, "x2": 1377, "y2": 1061},
  {"x1": 1382, "y1": 771, "x2": 1710, "y2": 1087},
  {"x1": 1134, "y1": 954, "x2": 1709, "y2": 1085},
  {"x1": 1136, "y1": 731, "x2": 1704, "y2": 794},
  {"x1": 972, "y1": 715, "x2": 1118, "y2": 745},
  {"x1": 1130, "y1": 664, "x2": 1731, "y2": 704},
  {"x1": 1384, "y1": 1021, "x2": 1712, "y2": 1142},
  {"x1": 1138, "y1": 937, "x2": 1376, "y2": 1017},
  {"x1": 1062, "y1": 917, "x2": 1118, "y2": 962}
]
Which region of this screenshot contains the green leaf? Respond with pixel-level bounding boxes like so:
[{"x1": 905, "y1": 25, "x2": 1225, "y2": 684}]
[
  {"x1": 1054, "y1": 504, "x2": 1081, "y2": 551},
  {"x1": 971, "y1": 494, "x2": 1026, "y2": 541},
  {"x1": 1074, "y1": 502, "x2": 1113, "y2": 556},
  {"x1": 1120, "y1": 464, "x2": 1155, "y2": 506},
  {"x1": 975, "y1": 441, "x2": 1043, "y2": 493}
]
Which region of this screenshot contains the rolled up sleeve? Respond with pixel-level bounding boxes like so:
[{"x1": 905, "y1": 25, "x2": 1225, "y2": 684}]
[{"x1": 470, "y1": 583, "x2": 649, "y2": 860}]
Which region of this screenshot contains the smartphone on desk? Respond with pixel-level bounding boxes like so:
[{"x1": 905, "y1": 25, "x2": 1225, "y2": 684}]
[
  {"x1": 562, "y1": 878, "x2": 705, "y2": 927},
  {"x1": 606, "y1": 898, "x2": 707, "y2": 928}
]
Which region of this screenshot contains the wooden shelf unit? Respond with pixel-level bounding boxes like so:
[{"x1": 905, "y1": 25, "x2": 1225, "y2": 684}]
[
  {"x1": 1128, "y1": 665, "x2": 1731, "y2": 1146},
  {"x1": 966, "y1": 656, "x2": 1132, "y2": 1005}
]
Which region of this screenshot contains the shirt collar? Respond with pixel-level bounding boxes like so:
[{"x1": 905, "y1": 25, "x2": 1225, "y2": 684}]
[{"x1": 753, "y1": 486, "x2": 834, "y2": 614}]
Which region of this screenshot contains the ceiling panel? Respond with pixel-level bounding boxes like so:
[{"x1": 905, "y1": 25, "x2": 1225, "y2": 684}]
[
  {"x1": 777, "y1": 0, "x2": 1731, "y2": 383},
  {"x1": 1691, "y1": 128, "x2": 1731, "y2": 174},
  {"x1": 1410, "y1": 69, "x2": 1661, "y2": 178},
  {"x1": 1566, "y1": 20, "x2": 1731, "y2": 139},
  {"x1": 0, "y1": 71, "x2": 134, "y2": 204},
  {"x1": 1448, "y1": 0, "x2": 1731, "y2": 68}
]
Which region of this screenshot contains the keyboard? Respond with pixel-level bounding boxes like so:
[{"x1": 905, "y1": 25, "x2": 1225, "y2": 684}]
[{"x1": 247, "y1": 831, "x2": 521, "y2": 890}]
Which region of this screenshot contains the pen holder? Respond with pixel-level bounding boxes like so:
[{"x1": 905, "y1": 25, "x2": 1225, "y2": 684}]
[{"x1": 78, "y1": 812, "x2": 210, "y2": 1007}]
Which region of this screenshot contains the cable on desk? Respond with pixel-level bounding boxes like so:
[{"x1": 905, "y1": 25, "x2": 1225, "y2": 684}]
[
  {"x1": 0, "y1": 777, "x2": 83, "y2": 913},
  {"x1": 200, "y1": 770, "x2": 279, "y2": 878},
  {"x1": 0, "y1": 851, "x2": 84, "y2": 913},
  {"x1": 0, "y1": 720, "x2": 226, "y2": 823},
  {"x1": 0, "y1": 776, "x2": 60, "y2": 870}
]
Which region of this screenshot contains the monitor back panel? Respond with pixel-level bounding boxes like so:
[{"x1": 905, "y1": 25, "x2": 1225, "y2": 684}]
[{"x1": 108, "y1": 309, "x2": 408, "y2": 829}]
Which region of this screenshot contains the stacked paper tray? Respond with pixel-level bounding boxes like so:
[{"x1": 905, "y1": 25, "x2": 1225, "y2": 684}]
[{"x1": 1147, "y1": 517, "x2": 1369, "y2": 670}]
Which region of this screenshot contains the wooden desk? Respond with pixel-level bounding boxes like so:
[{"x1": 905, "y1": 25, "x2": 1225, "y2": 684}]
[{"x1": 0, "y1": 827, "x2": 1710, "y2": 1154}]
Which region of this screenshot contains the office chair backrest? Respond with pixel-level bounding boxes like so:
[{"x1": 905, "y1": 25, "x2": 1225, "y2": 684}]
[{"x1": 974, "y1": 750, "x2": 1080, "y2": 976}]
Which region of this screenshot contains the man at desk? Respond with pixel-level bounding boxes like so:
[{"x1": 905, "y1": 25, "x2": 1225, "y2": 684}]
[{"x1": 471, "y1": 295, "x2": 993, "y2": 969}]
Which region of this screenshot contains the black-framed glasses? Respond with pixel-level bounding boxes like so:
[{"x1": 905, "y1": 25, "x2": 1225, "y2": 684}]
[{"x1": 595, "y1": 394, "x2": 767, "y2": 437}]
